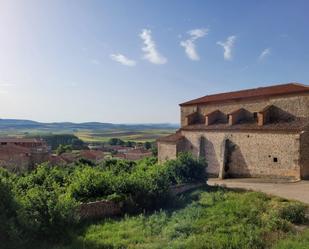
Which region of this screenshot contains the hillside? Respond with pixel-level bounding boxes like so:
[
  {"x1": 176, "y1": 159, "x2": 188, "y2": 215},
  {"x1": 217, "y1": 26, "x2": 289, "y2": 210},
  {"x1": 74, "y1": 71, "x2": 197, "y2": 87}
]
[{"x1": 0, "y1": 119, "x2": 178, "y2": 132}]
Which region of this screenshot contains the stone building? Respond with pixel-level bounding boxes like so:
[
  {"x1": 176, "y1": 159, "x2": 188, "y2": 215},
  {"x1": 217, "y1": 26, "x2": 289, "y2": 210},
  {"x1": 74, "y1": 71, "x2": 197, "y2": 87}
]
[
  {"x1": 157, "y1": 83, "x2": 309, "y2": 180},
  {"x1": 0, "y1": 138, "x2": 49, "y2": 171}
]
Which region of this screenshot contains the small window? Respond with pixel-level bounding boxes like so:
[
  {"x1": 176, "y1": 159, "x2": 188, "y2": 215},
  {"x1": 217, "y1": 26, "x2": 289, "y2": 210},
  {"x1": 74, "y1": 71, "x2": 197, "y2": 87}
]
[{"x1": 273, "y1": 157, "x2": 278, "y2": 163}]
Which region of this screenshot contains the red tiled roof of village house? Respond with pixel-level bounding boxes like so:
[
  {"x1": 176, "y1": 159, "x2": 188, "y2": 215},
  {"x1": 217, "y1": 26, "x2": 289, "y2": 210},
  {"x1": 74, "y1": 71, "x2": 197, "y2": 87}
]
[
  {"x1": 157, "y1": 131, "x2": 184, "y2": 142},
  {"x1": 126, "y1": 148, "x2": 150, "y2": 154},
  {"x1": 180, "y1": 83, "x2": 309, "y2": 106},
  {"x1": 0, "y1": 144, "x2": 31, "y2": 155},
  {"x1": 80, "y1": 150, "x2": 105, "y2": 160},
  {"x1": 0, "y1": 138, "x2": 44, "y2": 143}
]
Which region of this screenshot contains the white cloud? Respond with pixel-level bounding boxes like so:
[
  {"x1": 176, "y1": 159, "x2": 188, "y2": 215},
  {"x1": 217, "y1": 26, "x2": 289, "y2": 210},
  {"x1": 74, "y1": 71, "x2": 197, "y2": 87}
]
[
  {"x1": 140, "y1": 29, "x2": 167, "y2": 64},
  {"x1": 188, "y1": 29, "x2": 208, "y2": 39},
  {"x1": 110, "y1": 53, "x2": 136, "y2": 67},
  {"x1": 217, "y1": 35, "x2": 236, "y2": 61},
  {"x1": 180, "y1": 28, "x2": 208, "y2": 61},
  {"x1": 258, "y1": 48, "x2": 271, "y2": 61}
]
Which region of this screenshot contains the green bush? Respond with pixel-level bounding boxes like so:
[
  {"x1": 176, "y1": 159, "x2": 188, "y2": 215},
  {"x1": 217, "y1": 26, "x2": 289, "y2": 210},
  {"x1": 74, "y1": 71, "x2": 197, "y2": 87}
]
[
  {"x1": 164, "y1": 152, "x2": 207, "y2": 184},
  {"x1": 0, "y1": 170, "x2": 21, "y2": 249},
  {"x1": 277, "y1": 202, "x2": 307, "y2": 224},
  {"x1": 16, "y1": 185, "x2": 77, "y2": 242},
  {"x1": 0, "y1": 166, "x2": 78, "y2": 246},
  {"x1": 0, "y1": 153, "x2": 207, "y2": 247}
]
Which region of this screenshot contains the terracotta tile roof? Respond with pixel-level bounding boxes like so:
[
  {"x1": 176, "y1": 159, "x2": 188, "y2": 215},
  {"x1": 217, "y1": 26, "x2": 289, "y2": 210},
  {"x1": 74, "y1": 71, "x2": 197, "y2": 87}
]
[
  {"x1": 80, "y1": 150, "x2": 105, "y2": 160},
  {"x1": 0, "y1": 138, "x2": 43, "y2": 143},
  {"x1": 157, "y1": 132, "x2": 184, "y2": 143},
  {"x1": 0, "y1": 144, "x2": 31, "y2": 155},
  {"x1": 180, "y1": 83, "x2": 309, "y2": 106},
  {"x1": 181, "y1": 118, "x2": 309, "y2": 133}
]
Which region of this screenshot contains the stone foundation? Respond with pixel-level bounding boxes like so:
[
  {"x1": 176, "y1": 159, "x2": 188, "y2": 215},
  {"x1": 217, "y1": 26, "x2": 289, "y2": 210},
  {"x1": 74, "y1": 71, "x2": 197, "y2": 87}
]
[{"x1": 78, "y1": 200, "x2": 122, "y2": 220}]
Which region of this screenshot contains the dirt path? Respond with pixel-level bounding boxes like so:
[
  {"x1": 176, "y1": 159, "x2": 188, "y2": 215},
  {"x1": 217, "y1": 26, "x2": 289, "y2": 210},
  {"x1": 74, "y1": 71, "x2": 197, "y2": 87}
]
[{"x1": 207, "y1": 178, "x2": 309, "y2": 204}]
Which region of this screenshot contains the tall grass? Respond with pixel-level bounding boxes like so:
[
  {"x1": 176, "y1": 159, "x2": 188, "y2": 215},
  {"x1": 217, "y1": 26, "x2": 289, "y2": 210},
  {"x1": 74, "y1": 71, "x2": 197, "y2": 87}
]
[{"x1": 52, "y1": 187, "x2": 308, "y2": 249}]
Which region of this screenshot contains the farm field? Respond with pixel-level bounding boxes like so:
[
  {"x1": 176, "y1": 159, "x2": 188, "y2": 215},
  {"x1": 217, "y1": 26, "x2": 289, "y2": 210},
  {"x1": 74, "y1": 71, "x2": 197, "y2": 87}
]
[
  {"x1": 52, "y1": 186, "x2": 309, "y2": 249},
  {"x1": 75, "y1": 129, "x2": 176, "y2": 142}
]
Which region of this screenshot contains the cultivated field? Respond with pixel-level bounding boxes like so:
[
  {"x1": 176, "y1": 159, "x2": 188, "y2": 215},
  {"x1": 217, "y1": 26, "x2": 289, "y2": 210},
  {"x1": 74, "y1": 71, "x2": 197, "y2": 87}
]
[{"x1": 75, "y1": 129, "x2": 175, "y2": 143}]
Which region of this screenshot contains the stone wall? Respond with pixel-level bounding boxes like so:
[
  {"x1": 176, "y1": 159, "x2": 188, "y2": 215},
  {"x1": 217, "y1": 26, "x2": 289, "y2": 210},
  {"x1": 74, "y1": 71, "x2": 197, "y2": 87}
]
[
  {"x1": 158, "y1": 142, "x2": 177, "y2": 163},
  {"x1": 181, "y1": 130, "x2": 301, "y2": 179},
  {"x1": 169, "y1": 183, "x2": 206, "y2": 196},
  {"x1": 0, "y1": 154, "x2": 30, "y2": 172},
  {"x1": 181, "y1": 93, "x2": 309, "y2": 127},
  {"x1": 300, "y1": 130, "x2": 309, "y2": 179},
  {"x1": 78, "y1": 200, "x2": 122, "y2": 220}
]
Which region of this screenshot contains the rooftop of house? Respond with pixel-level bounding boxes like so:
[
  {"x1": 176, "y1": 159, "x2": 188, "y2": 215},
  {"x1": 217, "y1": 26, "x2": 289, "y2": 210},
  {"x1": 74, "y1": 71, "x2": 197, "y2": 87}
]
[
  {"x1": 157, "y1": 131, "x2": 184, "y2": 143},
  {"x1": 0, "y1": 137, "x2": 45, "y2": 143},
  {"x1": 0, "y1": 144, "x2": 31, "y2": 154},
  {"x1": 180, "y1": 83, "x2": 309, "y2": 106}
]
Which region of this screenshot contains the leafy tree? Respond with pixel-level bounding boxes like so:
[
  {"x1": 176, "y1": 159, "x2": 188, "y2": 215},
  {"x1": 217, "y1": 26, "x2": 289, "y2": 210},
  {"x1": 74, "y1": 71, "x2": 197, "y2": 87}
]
[
  {"x1": 144, "y1": 141, "x2": 152, "y2": 150},
  {"x1": 29, "y1": 134, "x2": 84, "y2": 150},
  {"x1": 0, "y1": 170, "x2": 20, "y2": 249},
  {"x1": 151, "y1": 146, "x2": 158, "y2": 157},
  {"x1": 125, "y1": 140, "x2": 136, "y2": 147},
  {"x1": 108, "y1": 138, "x2": 125, "y2": 146},
  {"x1": 56, "y1": 144, "x2": 73, "y2": 155}
]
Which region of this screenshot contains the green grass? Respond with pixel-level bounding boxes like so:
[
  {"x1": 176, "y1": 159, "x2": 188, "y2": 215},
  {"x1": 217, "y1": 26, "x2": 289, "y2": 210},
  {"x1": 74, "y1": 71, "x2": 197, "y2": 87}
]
[
  {"x1": 50, "y1": 187, "x2": 308, "y2": 249},
  {"x1": 272, "y1": 229, "x2": 309, "y2": 249}
]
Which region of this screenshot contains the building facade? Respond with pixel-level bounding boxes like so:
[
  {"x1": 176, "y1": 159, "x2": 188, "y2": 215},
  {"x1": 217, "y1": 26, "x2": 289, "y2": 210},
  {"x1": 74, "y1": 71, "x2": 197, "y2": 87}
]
[
  {"x1": 0, "y1": 138, "x2": 49, "y2": 171},
  {"x1": 157, "y1": 83, "x2": 309, "y2": 180}
]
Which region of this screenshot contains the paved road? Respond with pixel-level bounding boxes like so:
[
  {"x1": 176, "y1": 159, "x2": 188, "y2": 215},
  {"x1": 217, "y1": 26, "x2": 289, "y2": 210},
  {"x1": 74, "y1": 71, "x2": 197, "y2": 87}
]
[{"x1": 207, "y1": 178, "x2": 309, "y2": 204}]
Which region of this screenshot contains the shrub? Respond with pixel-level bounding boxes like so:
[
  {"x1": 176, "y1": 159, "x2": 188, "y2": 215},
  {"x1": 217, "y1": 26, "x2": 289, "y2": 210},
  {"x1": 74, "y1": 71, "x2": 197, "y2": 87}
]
[
  {"x1": 164, "y1": 152, "x2": 207, "y2": 184},
  {"x1": 277, "y1": 202, "x2": 307, "y2": 224},
  {"x1": 16, "y1": 185, "x2": 77, "y2": 243},
  {"x1": 0, "y1": 153, "x2": 208, "y2": 246},
  {"x1": 68, "y1": 167, "x2": 114, "y2": 201},
  {"x1": 0, "y1": 170, "x2": 21, "y2": 249}
]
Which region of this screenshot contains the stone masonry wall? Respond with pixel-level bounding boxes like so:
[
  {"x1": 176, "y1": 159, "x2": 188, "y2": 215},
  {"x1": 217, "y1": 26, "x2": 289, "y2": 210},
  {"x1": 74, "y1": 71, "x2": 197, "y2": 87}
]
[
  {"x1": 78, "y1": 200, "x2": 121, "y2": 220},
  {"x1": 300, "y1": 130, "x2": 309, "y2": 179},
  {"x1": 180, "y1": 130, "x2": 301, "y2": 179},
  {"x1": 158, "y1": 142, "x2": 177, "y2": 163},
  {"x1": 181, "y1": 94, "x2": 309, "y2": 127}
]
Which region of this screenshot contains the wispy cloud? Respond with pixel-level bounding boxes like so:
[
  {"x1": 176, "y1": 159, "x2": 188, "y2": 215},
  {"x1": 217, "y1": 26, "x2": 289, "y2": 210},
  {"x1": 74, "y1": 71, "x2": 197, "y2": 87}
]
[
  {"x1": 110, "y1": 53, "x2": 137, "y2": 67},
  {"x1": 217, "y1": 35, "x2": 236, "y2": 61},
  {"x1": 258, "y1": 48, "x2": 271, "y2": 61},
  {"x1": 140, "y1": 29, "x2": 167, "y2": 64},
  {"x1": 180, "y1": 28, "x2": 208, "y2": 61}
]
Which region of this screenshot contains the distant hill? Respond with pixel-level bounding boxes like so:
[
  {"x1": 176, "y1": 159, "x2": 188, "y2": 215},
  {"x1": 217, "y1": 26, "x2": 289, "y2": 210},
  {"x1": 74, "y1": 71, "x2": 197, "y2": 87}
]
[{"x1": 0, "y1": 119, "x2": 179, "y2": 133}]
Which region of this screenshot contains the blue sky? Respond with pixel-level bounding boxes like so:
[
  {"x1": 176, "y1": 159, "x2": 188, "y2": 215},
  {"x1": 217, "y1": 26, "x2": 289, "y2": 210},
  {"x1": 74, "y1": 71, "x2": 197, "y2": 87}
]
[{"x1": 0, "y1": 0, "x2": 308, "y2": 124}]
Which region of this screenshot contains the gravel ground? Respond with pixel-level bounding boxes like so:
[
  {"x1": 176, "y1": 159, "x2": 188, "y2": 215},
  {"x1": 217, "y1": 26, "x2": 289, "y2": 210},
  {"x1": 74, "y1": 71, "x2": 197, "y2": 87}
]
[{"x1": 208, "y1": 178, "x2": 309, "y2": 204}]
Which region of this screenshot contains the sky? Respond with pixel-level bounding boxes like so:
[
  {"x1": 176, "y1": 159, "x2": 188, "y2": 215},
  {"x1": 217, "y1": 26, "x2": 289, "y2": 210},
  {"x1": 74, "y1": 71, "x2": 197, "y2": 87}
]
[{"x1": 0, "y1": 0, "x2": 308, "y2": 124}]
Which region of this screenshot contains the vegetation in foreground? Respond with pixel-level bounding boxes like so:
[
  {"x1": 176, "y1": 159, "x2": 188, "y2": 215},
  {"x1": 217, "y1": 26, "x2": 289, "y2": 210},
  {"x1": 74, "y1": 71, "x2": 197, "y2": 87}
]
[
  {"x1": 1, "y1": 153, "x2": 308, "y2": 249},
  {"x1": 0, "y1": 153, "x2": 206, "y2": 249},
  {"x1": 52, "y1": 187, "x2": 309, "y2": 249}
]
